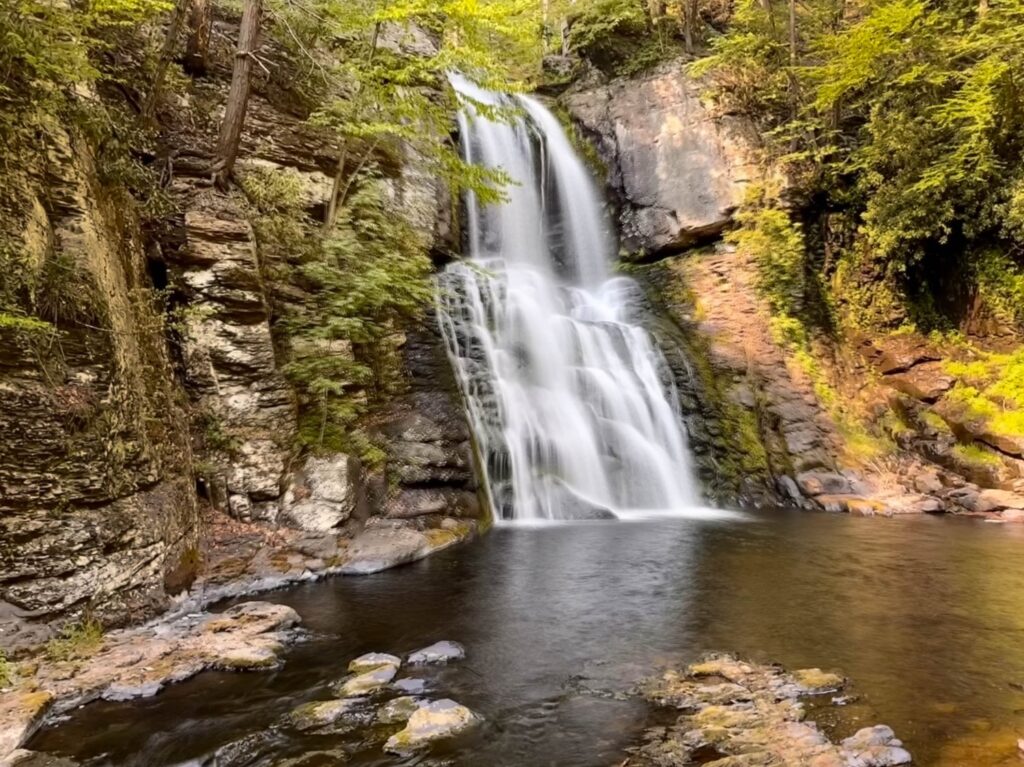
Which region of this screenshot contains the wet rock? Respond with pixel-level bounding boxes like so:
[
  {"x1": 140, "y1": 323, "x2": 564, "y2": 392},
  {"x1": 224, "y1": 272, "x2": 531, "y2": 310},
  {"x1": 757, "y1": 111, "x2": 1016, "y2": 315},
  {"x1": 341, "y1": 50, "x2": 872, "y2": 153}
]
[
  {"x1": 339, "y1": 524, "x2": 474, "y2": 575},
  {"x1": 791, "y1": 668, "x2": 845, "y2": 694},
  {"x1": 383, "y1": 699, "x2": 479, "y2": 754},
  {"x1": 408, "y1": 640, "x2": 466, "y2": 665},
  {"x1": 815, "y1": 495, "x2": 886, "y2": 515},
  {"x1": 334, "y1": 665, "x2": 397, "y2": 697},
  {"x1": 5, "y1": 751, "x2": 79, "y2": 767},
  {"x1": 288, "y1": 699, "x2": 361, "y2": 731},
  {"x1": 797, "y1": 471, "x2": 852, "y2": 496},
  {"x1": 841, "y1": 725, "x2": 912, "y2": 766},
  {"x1": 377, "y1": 695, "x2": 426, "y2": 724},
  {"x1": 631, "y1": 655, "x2": 908, "y2": 767},
  {"x1": 280, "y1": 455, "x2": 358, "y2": 532},
  {"x1": 348, "y1": 652, "x2": 401, "y2": 674}
]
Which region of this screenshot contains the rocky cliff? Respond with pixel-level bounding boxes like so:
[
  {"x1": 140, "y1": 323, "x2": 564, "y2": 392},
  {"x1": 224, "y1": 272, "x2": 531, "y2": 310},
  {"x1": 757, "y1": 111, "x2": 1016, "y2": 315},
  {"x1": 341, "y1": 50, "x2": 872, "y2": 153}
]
[
  {"x1": 563, "y1": 58, "x2": 1024, "y2": 520},
  {"x1": 0, "y1": 12, "x2": 484, "y2": 650}
]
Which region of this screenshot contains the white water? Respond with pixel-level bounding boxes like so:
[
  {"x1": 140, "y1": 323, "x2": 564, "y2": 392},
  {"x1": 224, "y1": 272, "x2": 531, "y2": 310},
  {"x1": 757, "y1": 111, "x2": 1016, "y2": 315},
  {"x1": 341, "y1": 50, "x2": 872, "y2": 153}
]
[{"x1": 438, "y1": 75, "x2": 701, "y2": 523}]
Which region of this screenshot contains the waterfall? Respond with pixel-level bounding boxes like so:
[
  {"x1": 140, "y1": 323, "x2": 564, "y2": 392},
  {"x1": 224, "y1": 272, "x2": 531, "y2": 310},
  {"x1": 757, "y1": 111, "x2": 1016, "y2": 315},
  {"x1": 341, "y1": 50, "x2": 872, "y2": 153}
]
[{"x1": 437, "y1": 75, "x2": 701, "y2": 523}]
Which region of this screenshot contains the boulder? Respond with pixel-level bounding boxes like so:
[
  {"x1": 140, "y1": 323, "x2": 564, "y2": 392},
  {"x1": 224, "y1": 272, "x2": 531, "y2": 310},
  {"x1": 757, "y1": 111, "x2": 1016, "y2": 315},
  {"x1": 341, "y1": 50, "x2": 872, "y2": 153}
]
[
  {"x1": 280, "y1": 454, "x2": 358, "y2": 532},
  {"x1": 383, "y1": 699, "x2": 479, "y2": 754},
  {"x1": 377, "y1": 696, "x2": 427, "y2": 725},
  {"x1": 333, "y1": 665, "x2": 397, "y2": 697},
  {"x1": 348, "y1": 652, "x2": 401, "y2": 674},
  {"x1": 841, "y1": 725, "x2": 913, "y2": 767},
  {"x1": 796, "y1": 471, "x2": 852, "y2": 496},
  {"x1": 288, "y1": 699, "x2": 361, "y2": 731}
]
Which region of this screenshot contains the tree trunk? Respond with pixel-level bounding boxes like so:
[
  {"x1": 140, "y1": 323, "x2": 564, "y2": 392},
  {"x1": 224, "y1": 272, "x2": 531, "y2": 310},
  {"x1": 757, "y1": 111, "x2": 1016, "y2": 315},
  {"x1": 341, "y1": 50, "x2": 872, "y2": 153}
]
[
  {"x1": 682, "y1": 0, "x2": 697, "y2": 54},
  {"x1": 789, "y1": 0, "x2": 798, "y2": 67},
  {"x1": 142, "y1": 0, "x2": 188, "y2": 122},
  {"x1": 213, "y1": 0, "x2": 262, "y2": 190},
  {"x1": 184, "y1": 0, "x2": 212, "y2": 76},
  {"x1": 324, "y1": 144, "x2": 348, "y2": 228}
]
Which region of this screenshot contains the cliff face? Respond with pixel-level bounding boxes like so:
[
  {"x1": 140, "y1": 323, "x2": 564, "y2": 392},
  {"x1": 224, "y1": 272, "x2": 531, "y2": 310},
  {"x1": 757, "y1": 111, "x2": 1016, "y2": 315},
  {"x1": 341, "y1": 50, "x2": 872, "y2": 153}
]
[
  {"x1": 563, "y1": 59, "x2": 1024, "y2": 519},
  {"x1": 0, "y1": 14, "x2": 482, "y2": 648},
  {"x1": 0, "y1": 129, "x2": 198, "y2": 647},
  {"x1": 564, "y1": 61, "x2": 762, "y2": 259}
]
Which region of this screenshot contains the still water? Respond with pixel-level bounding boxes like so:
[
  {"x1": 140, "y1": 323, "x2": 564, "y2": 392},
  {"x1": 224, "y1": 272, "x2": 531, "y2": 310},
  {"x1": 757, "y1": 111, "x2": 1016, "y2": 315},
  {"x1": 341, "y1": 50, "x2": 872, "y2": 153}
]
[{"x1": 32, "y1": 510, "x2": 1024, "y2": 766}]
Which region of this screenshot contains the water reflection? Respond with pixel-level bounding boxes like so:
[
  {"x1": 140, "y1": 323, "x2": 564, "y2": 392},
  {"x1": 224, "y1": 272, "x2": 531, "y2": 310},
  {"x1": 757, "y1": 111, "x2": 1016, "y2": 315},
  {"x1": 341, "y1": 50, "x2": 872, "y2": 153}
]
[{"x1": 31, "y1": 512, "x2": 1024, "y2": 766}]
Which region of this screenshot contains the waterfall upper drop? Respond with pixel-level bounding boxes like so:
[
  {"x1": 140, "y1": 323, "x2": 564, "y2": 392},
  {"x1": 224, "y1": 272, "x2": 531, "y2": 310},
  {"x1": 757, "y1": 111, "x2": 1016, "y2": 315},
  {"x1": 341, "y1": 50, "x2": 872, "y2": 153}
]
[{"x1": 438, "y1": 75, "x2": 700, "y2": 522}]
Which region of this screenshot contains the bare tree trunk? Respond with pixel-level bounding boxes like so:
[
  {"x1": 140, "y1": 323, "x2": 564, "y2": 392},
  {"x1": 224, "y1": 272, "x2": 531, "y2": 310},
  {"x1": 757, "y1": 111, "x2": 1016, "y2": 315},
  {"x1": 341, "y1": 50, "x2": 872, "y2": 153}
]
[
  {"x1": 682, "y1": 0, "x2": 697, "y2": 54},
  {"x1": 789, "y1": 0, "x2": 798, "y2": 66},
  {"x1": 213, "y1": 0, "x2": 262, "y2": 190},
  {"x1": 142, "y1": 0, "x2": 188, "y2": 122},
  {"x1": 324, "y1": 144, "x2": 348, "y2": 228},
  {"x1": 184, "y1": 0, "x2": 212, "y2": 76},
  {"x1": 762, "y1": 0, "x2": 777, "y2": 36}
]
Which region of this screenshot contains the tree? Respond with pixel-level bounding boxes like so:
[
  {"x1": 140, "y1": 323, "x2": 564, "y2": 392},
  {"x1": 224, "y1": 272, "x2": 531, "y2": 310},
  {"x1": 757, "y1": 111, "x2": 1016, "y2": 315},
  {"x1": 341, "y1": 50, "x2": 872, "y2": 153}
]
[
  {"x1": 213, "y1": 0, "x2": 263, "y2": 190},
  {"x1": 184, "y1": 0, "x2": 213, "y2": 76},
  {"x1": 142, "y1": 0, "x2": 189, "y2": 121}
]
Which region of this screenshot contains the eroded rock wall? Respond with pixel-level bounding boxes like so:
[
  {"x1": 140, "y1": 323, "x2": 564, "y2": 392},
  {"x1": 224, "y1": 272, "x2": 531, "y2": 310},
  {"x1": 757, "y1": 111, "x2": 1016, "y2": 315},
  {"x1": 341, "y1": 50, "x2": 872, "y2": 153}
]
[{"x1": 0, "y1": 130, "x2": 199, "y2": 647}]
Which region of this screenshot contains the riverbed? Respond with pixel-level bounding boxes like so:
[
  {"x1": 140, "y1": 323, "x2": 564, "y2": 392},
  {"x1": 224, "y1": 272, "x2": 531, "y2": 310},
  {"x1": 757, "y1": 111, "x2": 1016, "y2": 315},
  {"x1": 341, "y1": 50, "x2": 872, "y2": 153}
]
[{"x1": 31, "y1": 509, "x2": 1024, "y2": 766}]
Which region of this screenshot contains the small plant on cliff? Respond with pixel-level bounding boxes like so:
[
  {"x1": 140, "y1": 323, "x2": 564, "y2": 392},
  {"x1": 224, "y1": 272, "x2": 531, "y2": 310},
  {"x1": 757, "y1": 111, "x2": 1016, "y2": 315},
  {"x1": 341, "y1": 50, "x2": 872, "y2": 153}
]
[
  {"x1": 45, "y1": 616, "x2": 105, "y2": 663},
  {"x1": 0, "y1": 649, "x2": 13, "y2": 688}
]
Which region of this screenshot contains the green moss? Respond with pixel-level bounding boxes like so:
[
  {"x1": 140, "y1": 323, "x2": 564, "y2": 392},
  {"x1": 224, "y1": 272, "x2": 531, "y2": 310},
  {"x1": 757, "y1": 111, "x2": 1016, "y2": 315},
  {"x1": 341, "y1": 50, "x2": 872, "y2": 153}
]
[
  {"x1": 45, "y1": 616, "x2": 104, "y2": 663},
  {"x1": 951, "y1": 443, "x2": 1002, "y2": 468},
  {"x1": 920, "y1": 409, "x2": 953, "y2": 434},
  {"x1": 0, "y1": 649, "x2": 13, "y2": 687}
]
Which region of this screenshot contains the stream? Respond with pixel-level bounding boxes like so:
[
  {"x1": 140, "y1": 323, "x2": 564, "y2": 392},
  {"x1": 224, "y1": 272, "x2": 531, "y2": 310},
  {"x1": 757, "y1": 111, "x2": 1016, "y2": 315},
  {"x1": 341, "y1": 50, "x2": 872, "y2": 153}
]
[{"x1": 31, "y1": 509, "x2": 1024, "y2": 766}]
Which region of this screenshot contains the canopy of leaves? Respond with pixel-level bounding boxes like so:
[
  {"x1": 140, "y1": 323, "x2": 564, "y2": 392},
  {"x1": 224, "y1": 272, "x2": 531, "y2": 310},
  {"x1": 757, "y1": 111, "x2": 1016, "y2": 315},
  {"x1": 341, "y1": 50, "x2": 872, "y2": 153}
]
[{"x1": 699, "y1": 0, "x2": 1024, "y2": 331}]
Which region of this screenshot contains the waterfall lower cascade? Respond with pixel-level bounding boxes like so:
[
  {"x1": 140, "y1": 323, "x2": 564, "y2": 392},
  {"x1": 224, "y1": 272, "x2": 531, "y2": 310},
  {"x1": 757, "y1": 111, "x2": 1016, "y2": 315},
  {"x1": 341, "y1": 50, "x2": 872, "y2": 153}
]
[{"x1": 438, "y1": 75, "x2": 701, "y2": 523}]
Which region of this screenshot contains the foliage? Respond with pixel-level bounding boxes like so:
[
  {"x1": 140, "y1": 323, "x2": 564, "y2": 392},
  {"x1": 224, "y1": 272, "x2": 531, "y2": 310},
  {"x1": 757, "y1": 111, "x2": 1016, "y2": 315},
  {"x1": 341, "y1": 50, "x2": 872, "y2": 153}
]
[
  {"x1": 45, "y1": 616, "x2": 105, "y2": 663},
  {"x1": 952, "y1": 442, "x2": 1002, "y2": 468},
  {"x1": 698, "y1": 0, "x2": 1024, "y2": 331},
  {"x1": 0, "y1": 649, "x2": 12, "y2": 687},
  {"x1": 283, "y1": 176, "x2": 433, "y2": 457},
  {"x1": 728, "y1": 191, "x2": 806, "y2": 318}
]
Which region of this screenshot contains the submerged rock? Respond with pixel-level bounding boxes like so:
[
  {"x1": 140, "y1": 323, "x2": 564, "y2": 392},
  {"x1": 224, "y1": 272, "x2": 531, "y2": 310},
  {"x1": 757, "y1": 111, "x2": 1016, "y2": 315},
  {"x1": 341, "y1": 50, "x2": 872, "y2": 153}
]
[
  {"x1": 333, "y1": 665, "x2": 397, "y2": 697},
  {"x1": 383, "y1": 699, "x2": 479, "y2": 753},
  {"x1": 348, "y1": 652, "x2": 401, "y2": 674},
  {"x1": 377, "y1": 695, "x2": 426, "y2": 724},
  {"x1": 408, "y1": 640, "x2": 466, "y2": 665},
  {"x1": 631, "y1": 654, "x2": 911, "y2": 767},
  {"x1": 288, "y1": 699, "x2": 361, "y2": 732},
  {"x1": 841, "y1": 725, "x2": 913, "y2": 766}
]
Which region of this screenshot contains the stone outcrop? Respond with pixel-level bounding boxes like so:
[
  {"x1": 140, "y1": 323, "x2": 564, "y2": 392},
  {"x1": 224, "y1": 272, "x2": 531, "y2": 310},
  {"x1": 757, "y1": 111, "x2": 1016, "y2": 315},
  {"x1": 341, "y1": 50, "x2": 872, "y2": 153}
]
[
  {"x1": 0, "y1": 601, "x2": 300, "y2": 760},
  {"x1": 0, "y1": 128, "x2": 199, "y2": 646},
  {"x1": 640, "y1": 245, "x2": 841, "y2": 505},
  {"x1": 373, "y1": 320, "x2": 484, "y2": 524},
  {"x1": 564, "y1": 60, "x2": 763, "y2": 259},
  {"x1": 168, "y1": 196, "x2": 297, "y2": 525},
  {"x1": 632, "y1": 654, "x2": 912, "y2": 767}
]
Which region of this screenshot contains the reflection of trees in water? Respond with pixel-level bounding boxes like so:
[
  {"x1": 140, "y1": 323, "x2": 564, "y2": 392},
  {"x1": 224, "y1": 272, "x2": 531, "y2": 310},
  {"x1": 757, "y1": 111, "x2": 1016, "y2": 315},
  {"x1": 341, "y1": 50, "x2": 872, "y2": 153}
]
[{"x1": 686, "y1": 513, "x2": 1024, "y2": 764}]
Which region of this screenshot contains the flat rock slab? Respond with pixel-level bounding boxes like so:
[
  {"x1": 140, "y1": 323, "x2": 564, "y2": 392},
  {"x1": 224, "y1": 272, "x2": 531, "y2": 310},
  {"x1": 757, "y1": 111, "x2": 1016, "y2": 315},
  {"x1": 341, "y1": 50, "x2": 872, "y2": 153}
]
[
  {"x1": 408, "y1": 640, "x2": 466, "y2": 665},
  {"x1": 340, "y1": 526, "x2": 470, "y2": 575},
  {"x1": 1, "y1": 602, "x2": 299, "y2": 762},
  {"x1": 632, "y1": 654, "x2": 911, "y2": 767}
]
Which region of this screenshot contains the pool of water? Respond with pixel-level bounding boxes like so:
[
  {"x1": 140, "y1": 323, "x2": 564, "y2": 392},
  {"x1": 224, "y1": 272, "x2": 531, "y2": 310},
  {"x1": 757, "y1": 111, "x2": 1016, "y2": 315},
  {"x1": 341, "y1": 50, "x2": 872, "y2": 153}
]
[{"x1": 31, "y1": 509, "x2": 1024, "y2": 766}]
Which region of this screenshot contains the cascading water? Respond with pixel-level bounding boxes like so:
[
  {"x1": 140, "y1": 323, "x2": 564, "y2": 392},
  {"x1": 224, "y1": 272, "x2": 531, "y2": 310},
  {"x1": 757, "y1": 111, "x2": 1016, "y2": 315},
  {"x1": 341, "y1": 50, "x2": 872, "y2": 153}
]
[{"x1": 437, "y1": 75, "x2": 701, "y2": 523}]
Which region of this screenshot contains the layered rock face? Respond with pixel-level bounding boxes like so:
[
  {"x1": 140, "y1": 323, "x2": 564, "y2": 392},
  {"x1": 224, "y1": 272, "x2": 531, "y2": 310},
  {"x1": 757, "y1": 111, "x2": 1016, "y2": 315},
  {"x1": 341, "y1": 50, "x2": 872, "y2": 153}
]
[
  {"x1": 564, "y1": 61, "x2": 762, "y2": 258},
  {"x1": 0, "y1": 132, "x2": 199, "y2": 646}
]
